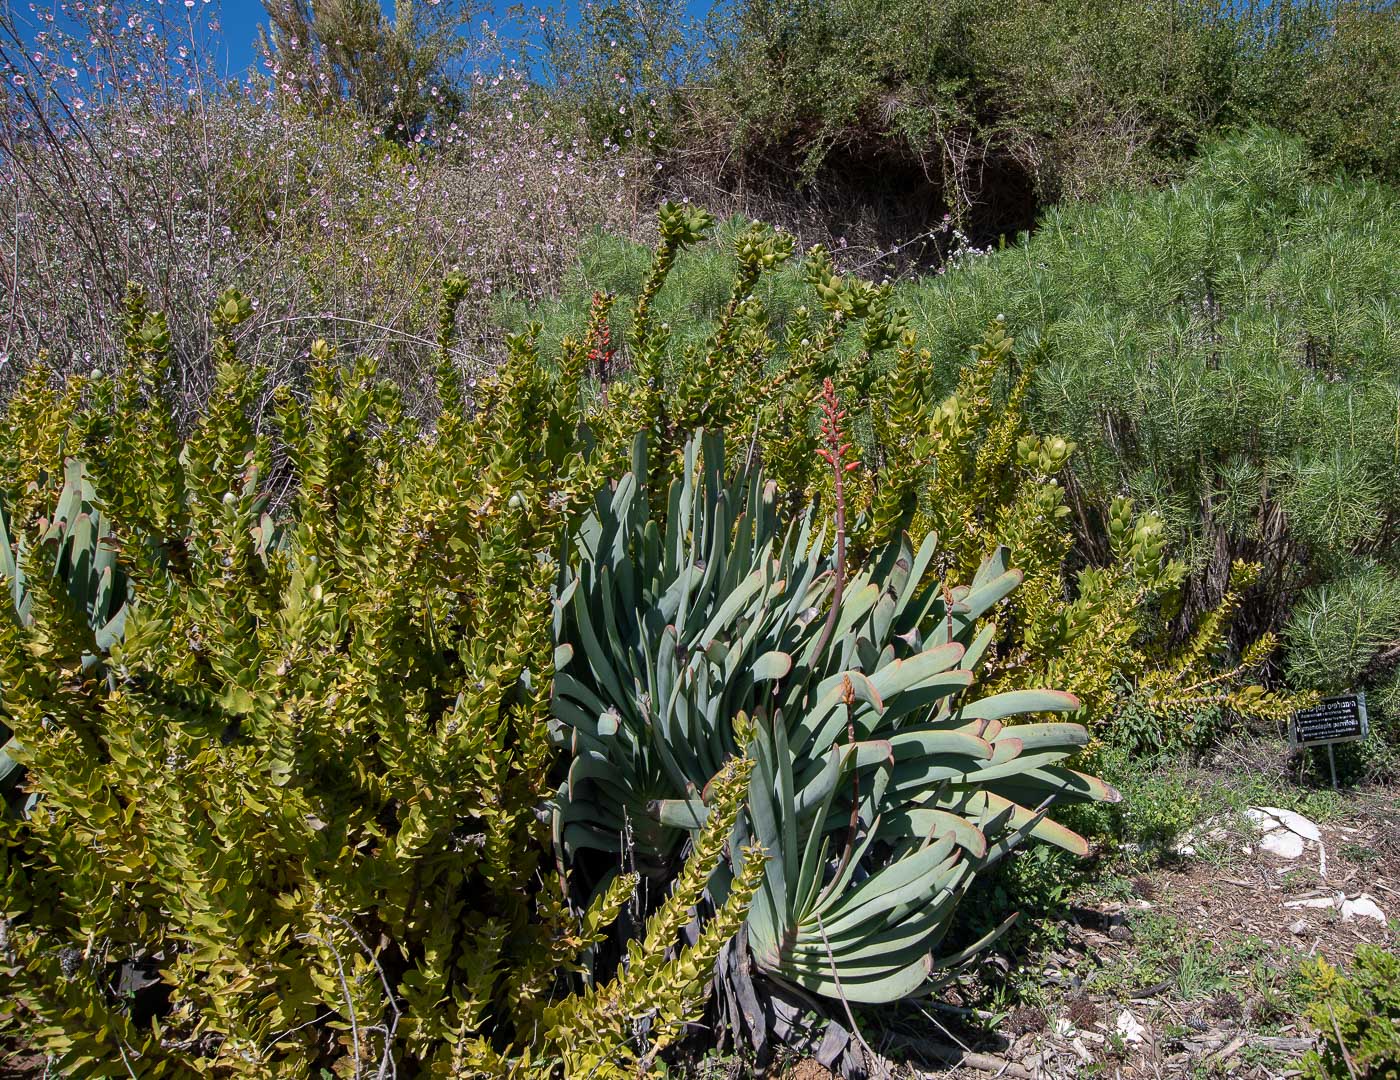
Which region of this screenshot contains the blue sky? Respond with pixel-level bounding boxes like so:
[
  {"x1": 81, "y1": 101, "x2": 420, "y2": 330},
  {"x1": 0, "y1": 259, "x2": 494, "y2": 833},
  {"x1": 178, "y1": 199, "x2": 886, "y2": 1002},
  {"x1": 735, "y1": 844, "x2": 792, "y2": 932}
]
[
  {"x1": 214, "y1": 1, "x2": 516, "y2": 80},
  {"x1": 211, "y1": 0, "x2": 716, "y2": 82},
  {"x1": 10, "y1": 0, "x2": 717, "y2": 91},
  {"x1": 214, "y1": 1, "x2": 276, "y2": 79}
]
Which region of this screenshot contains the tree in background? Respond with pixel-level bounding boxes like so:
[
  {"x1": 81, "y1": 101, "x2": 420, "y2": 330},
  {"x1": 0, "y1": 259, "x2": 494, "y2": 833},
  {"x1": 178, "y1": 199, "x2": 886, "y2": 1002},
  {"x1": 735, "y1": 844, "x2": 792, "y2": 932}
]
[
  {"x1": 533, "y1": 0, "x2": 717, "y2": 149},
  {"x1": 260, "y1": 0, "x2": 481, "y2": 139},
  {"x1": 1291, "y1": 1, "x2": 1400, "y2": 180}
]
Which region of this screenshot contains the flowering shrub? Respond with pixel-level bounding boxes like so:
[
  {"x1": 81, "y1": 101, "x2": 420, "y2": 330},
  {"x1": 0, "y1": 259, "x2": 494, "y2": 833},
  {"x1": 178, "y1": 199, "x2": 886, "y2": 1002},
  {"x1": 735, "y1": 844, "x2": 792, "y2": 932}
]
[
  {"x1": 0, "y1": 274, "x2": 769, "y2": 1076},
  {"x1": 0, "y1": 1, "x2": 647, "y2": 415}
]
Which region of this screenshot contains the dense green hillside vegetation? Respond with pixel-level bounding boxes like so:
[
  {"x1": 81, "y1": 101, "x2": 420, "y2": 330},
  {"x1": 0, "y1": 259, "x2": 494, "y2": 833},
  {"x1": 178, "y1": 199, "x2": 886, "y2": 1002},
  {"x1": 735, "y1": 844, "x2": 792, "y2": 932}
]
[
  {"x1": 549, "y1": 0, "x2": 1400, "y2": 257},
  {"x1": 516, "y1": 131, "x2": 1400, "y2": 775}
]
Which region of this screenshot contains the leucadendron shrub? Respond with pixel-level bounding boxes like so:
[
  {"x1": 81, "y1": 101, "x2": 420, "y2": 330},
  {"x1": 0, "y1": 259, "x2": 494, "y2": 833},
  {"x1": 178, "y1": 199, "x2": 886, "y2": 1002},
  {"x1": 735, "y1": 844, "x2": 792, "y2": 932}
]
[{"x1": 0, "y1": 272, "x2": 762, "y2": 1076}]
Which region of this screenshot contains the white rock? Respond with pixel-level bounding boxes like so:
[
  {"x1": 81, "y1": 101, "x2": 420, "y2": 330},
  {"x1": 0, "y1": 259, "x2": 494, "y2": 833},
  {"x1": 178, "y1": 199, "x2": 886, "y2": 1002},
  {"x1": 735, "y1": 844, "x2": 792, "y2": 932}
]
[
  {"x1": 1284, "y1": 894, "x2": 1342, "y2": 910},
  {"x1": 1253, "y1": 806, "x2": 1323, "y2": 842},
  {"x1": 1115, "y1": 1010, "x2": 1147, "y2": 1045},
  {"x1": 1340, "y1": 894, "x2": 1387, "y2": 923},
  {"x1": 1245, "y1": 807, "x2": 1277, "y2": 830},
  {"x1": 1246, "y1": 806, "x2": 1325, "y2": 865},
  {"x1": 1259, "y1": 830, "x2": 1306, "y2": 859},
  {"x1": 1053, "y1": 1017, "x2": 1077, "y2": 1038},
  {"x1": 1289, "y1": 919, "x2": 1309, "y2": 936}
]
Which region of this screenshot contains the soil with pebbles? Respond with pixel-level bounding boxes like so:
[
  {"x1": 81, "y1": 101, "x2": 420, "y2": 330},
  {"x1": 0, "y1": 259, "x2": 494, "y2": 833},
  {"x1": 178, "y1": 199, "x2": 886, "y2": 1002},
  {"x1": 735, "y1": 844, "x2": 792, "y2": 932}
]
[{"x1": 776, "y1": 769, "x2": 1398, "y2": 1080}]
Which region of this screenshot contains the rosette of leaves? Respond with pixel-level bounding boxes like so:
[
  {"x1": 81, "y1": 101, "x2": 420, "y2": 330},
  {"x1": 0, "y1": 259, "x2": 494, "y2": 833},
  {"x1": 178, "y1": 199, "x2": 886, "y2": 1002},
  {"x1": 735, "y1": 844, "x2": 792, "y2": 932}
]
[{"x1": 551, "y1": 429, "x2": 1119, "y2": 1051}]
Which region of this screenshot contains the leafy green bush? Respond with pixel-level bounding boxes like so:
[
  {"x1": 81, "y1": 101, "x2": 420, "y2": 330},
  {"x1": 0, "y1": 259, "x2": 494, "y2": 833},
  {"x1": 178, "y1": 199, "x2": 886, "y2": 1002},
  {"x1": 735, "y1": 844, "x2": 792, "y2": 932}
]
[
  {"x1": 1301, "y1": 945, "x2": 1400, "y2": 1080},
  {"x1": 0, "y1": 287, "x2": 559, "y2": 1071},
  {"x1": 0, "y1": 277, "x2": 757, "y2": 1076},
  {"x1": 1271, "y1": 3, "x2": 1400, "y2": 182},
  {"x1": 684, "y1": 0, "x2": 1400, "y2": 220},
  {"x1": 260, "y1": 0, "x2": 475, "y2": 140}
]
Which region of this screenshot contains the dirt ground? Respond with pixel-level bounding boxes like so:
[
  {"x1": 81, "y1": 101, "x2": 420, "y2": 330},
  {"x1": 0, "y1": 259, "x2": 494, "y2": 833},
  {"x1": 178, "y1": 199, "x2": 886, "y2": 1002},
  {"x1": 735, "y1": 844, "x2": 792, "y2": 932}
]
[
  {"x1": 774, "y1": 763, "x2": 1400, "y2": 1080},
  {"x1": 929, "y1": 801, "x2": 1394, "y2": 1078}
]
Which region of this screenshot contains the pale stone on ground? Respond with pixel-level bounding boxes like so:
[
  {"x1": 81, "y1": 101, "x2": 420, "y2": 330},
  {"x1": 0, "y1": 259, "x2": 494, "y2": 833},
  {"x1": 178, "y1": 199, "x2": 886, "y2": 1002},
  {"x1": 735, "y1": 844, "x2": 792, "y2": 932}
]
[
  {"x1": 1339, "y1": 894, "x2": 1386, "y2": 923},
  {"x1": 1115, "y1": 1010, "x2": 1147, "y2": 1045}
]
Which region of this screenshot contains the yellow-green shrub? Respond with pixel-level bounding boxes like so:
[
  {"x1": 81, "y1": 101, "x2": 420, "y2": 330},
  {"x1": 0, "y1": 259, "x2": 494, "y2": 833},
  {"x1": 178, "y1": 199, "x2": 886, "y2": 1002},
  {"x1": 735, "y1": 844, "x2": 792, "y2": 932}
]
[
  {"x1": 0, "y1": 275, "x2": 737, "y2": 1076},
  {"x1": 865, "y1": 320, "x2": 1306, "y2": 747},
  {"x1": 1300, "y1": 946, "x2": 1400, "y2": 1080}
]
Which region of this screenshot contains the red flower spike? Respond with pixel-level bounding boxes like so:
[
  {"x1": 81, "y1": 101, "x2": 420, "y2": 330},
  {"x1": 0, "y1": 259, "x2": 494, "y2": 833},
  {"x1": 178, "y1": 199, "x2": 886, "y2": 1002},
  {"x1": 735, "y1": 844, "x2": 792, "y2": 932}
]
[
  {"x1": 586, "y1": 291, "x2": 616, "y2": 381},
  {"x1": 817, "y1": 379, "x2": 861, "y2": 477}
]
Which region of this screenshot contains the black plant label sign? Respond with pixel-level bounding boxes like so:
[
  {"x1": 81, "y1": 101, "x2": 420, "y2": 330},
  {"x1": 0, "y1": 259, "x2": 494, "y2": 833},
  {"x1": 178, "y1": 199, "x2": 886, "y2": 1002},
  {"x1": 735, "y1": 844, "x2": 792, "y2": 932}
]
[{"x1": 1291, "y1": 694, "x2": 1368, "y2": 747}]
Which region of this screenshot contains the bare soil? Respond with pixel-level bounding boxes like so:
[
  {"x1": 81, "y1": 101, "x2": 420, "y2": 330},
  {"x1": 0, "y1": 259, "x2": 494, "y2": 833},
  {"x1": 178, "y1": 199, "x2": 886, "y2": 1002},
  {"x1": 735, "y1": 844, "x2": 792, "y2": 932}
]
[{"x1": 774, "y1": 774, "x2": 1400, "y2": 1080}]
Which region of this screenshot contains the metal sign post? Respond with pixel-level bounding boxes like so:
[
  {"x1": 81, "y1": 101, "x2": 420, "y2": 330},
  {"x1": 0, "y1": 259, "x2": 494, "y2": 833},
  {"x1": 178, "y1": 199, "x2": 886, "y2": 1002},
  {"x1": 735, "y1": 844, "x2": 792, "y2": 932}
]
[{"x1": 1290, "y1": 692, "x2": 1368, "y2": 789}]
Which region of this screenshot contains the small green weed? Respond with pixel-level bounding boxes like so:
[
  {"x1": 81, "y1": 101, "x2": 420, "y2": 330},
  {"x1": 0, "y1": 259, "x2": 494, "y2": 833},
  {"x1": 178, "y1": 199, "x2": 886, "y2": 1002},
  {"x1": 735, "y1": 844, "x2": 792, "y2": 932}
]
[
  {"x1": 1088, "y1": 748, "x2": 1206, "y2": 864},
  {"x1": 1090, "y1": 910, "x2": 1182, "y2": 994},
  {"x1": 1278, "y1": 867, "x2": 1323, "y2": 890},
  {"x1": 1176, "y1": 941, "x2": 1228, "y2": 1000},
  {"x1": 1085, "y1": 873, "x2": 1140, "y2": 904},
  {"x1": 1216, "y1": 772, "x2": 1347, "y2": 825},
  {"x1": 1340, "y1": 842, "x2": 1381, "y2": 867}
]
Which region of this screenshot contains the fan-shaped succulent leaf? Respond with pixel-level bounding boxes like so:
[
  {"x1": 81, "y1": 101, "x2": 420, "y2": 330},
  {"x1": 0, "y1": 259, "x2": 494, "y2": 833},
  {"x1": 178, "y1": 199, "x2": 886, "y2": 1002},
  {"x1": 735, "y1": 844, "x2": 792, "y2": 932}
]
[
  {"x1": 552, "y1": 432, "x2": 1118, "y2": 1011},
  {"x1": 2, "y1": 462, "x2": 132, "y2": 809}
]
